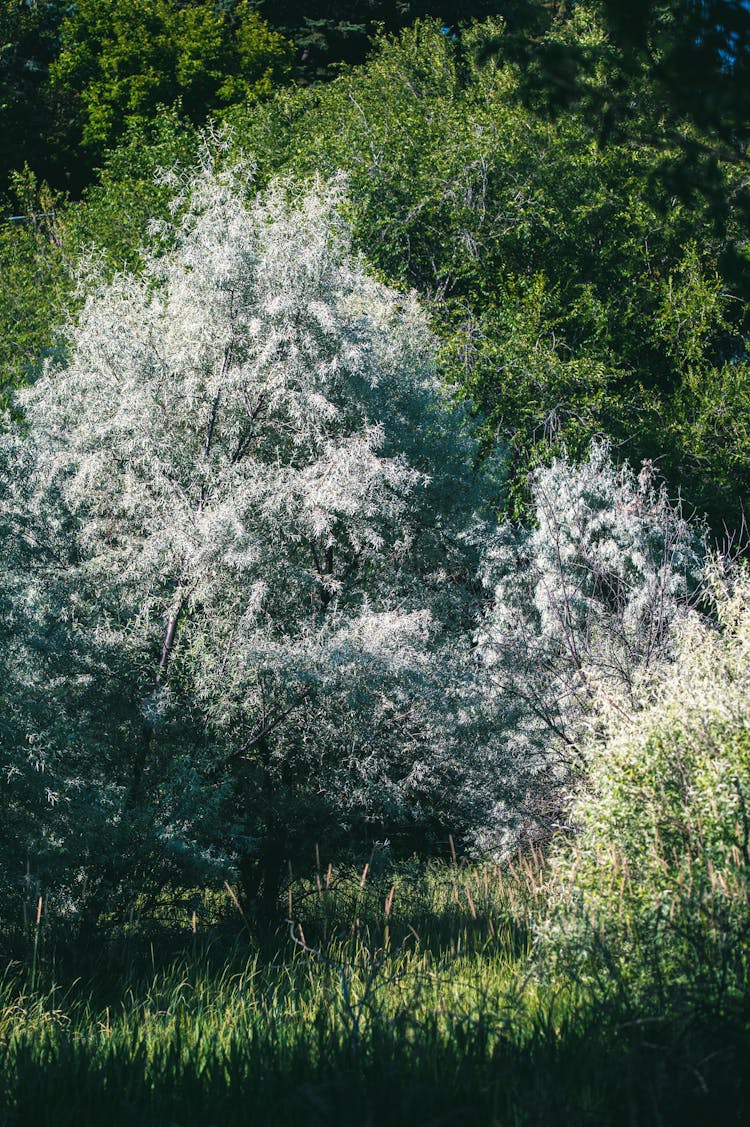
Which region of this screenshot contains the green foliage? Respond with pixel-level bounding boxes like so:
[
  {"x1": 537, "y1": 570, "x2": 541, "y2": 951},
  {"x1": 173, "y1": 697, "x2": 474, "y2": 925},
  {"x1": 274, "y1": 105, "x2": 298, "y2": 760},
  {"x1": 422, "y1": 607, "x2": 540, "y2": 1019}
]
[
  {"x1": 0, "y1": 112, "x2": 205, "y2": 416},
  {"x1": 0, "y1": 167, "x2": 68, "y2": 412},
  {"x1": 67, "y1": 109, "x2": 201, "y2": 270},
  {"x1": 545, "y1": 561, "x2": 750, "y2": 1001},
  {"x1": 253, "y1": 0, "x2": 503, "y2": 82},
  {"x1": 49, "y1": 0, "x2": 292, "y2": 156},
  {"x1": 598, "y1": 561, "x2": 750, "y2": 887},
  {"x1": 231, "y1": 17, "x2": 750, "y2": 525},
  {"x1": 674, "y1": 357, "x2": 750, "y2": 523},
  {"x1": 0, "y1": 1, "x2": 73, "y2": 195},
  {"x1": 507, "y1": 0, "x2": 750, "y2": 166},
  {"x1": 4, "y1": 9, "x2": 749, "y2": 525},
  {"x1": 2, "y1": 11, "x2": 750, "y2": 1120}
]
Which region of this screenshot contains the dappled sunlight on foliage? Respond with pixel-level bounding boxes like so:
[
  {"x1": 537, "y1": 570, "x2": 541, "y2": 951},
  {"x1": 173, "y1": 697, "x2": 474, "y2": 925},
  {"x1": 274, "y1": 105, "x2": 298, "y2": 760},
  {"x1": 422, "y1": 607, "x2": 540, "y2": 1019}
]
[{"x1": 2, "y1": 6, "x2": 750, "y2": 1122}]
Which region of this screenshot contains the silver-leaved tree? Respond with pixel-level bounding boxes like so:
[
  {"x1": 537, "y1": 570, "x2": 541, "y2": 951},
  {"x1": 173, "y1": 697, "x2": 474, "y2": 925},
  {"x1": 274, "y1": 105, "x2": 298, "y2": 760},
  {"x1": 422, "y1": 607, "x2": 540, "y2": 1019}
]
[
  {"x1": 475, "y1": 442, "x2": 705, "y2": 851},
  {"x1": 0, "y1": 150, "x2": 497, "y2": 921}
]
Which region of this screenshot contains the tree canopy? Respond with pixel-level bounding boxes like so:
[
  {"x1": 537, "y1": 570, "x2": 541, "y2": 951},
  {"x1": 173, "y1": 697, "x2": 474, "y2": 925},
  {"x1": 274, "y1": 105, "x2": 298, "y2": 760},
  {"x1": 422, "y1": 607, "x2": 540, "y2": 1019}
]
[
  {"x1": 50, "y1": 0, "x2": 293, "y2": 157},
  {"x1": 230, "y1": 16, "x2": 750, "y2": 526},
  {"x1": 0, "y1": 154, "x2": 498, "y2": 916}
]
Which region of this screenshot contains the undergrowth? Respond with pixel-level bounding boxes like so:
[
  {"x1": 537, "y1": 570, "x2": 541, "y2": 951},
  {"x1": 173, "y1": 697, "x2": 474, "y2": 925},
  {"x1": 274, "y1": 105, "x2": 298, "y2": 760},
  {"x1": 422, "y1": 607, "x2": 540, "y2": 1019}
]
[{"x1": 1, "y1": 850, "x2": 748, "y2": 1127}]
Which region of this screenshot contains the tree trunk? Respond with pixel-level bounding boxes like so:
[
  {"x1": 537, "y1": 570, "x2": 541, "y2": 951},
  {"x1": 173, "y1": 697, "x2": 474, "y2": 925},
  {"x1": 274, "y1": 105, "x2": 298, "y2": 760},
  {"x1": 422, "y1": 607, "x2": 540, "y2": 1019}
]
[
  {"x1": 237, "y1": 833, "x2": 285, "y2": 925},
  {"x1": 260, "y1": 835, "x2": 284, "y2": 922}
]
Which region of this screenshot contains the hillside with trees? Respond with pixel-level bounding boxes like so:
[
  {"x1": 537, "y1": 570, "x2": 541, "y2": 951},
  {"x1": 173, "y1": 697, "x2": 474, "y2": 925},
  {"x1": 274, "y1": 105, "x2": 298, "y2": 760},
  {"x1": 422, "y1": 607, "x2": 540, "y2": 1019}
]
[{"x1": 1, "y1": 3, "x2": 749, "y2": 1124}]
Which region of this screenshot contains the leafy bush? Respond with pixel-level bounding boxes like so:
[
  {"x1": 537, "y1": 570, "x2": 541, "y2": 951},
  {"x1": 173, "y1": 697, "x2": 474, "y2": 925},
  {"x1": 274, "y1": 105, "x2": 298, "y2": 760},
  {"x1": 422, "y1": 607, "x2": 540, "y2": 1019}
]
[{"x1": 545, "y1": 561, "x2": 750, "y2": 1005}]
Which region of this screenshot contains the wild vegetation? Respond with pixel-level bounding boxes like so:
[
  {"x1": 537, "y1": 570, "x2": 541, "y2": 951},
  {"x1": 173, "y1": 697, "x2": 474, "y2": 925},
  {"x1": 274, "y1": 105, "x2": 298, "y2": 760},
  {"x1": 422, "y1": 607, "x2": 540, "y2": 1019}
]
[{"x1": 1, "y1": 2, "x2": 749, "y2": 1123}]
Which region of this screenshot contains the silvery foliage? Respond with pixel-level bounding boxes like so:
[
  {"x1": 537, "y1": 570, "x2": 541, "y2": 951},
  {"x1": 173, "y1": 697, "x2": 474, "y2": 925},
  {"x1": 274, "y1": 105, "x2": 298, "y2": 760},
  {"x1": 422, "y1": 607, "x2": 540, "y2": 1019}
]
[
  {"x1": 475, "y1": 442, "x2": 705, "y2": 851},
  {"x1": 0, "y1": 147, "x2": 497, "y2": 905}
]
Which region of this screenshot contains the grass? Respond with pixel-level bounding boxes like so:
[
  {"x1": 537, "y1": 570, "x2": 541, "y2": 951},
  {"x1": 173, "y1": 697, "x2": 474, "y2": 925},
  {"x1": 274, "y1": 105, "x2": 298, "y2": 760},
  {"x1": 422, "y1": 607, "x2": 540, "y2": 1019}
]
[{"x1": 1, "y1": 854, "x2": 749, "y2": 1126}]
